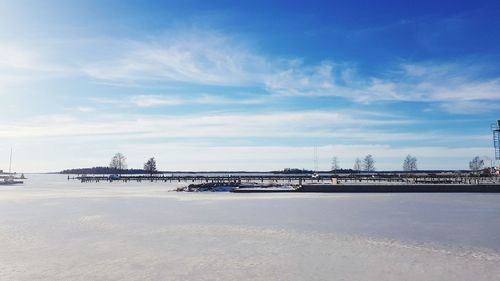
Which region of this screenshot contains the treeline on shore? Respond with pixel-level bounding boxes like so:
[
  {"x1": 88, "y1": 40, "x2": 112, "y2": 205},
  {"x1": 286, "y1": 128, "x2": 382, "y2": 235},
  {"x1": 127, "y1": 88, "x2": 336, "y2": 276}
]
[
  {"x1": 59, "y1": 167, "x2": 161, "y2": 175},
  {"x1": 59, "y1": 166, "x2": 473, "y2": 175},
  {"x1": 59, "y1": 153, "x2": 495, "y2": 175}
]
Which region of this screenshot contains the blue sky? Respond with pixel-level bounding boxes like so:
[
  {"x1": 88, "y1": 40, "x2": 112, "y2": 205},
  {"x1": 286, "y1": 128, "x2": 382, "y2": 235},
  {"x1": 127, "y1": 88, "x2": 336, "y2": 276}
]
[{"x1": 1, "y1": 0, "x2": 499, "y2": 172}]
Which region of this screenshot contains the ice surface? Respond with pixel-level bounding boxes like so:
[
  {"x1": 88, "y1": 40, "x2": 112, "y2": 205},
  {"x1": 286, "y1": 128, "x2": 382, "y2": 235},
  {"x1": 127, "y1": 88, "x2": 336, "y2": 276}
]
[{"x1": 1, "y1": 174, "x2": 500, "y2": 280}]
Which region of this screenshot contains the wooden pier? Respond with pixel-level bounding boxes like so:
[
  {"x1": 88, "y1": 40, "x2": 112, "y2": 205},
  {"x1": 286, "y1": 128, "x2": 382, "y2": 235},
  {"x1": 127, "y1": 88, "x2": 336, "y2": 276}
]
[{"x1": 71, "y1": 173, "x2": 500, "y2": 185}]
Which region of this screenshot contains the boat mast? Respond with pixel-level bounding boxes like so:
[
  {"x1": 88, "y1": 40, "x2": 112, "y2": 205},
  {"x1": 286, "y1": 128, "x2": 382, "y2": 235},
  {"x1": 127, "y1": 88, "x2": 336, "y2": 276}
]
[{"x1": 9, "y1": 148, "x2": 12, "y2": 174}]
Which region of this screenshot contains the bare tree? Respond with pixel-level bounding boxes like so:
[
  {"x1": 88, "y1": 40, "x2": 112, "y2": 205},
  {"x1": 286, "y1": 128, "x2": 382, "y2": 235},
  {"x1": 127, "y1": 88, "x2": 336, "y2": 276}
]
[
  {"x1": 469, "y1": 156, "x2": 484, "y2": 171},
  {"x1": 363, "y1": 154, "x2": 375, "y2": 171},
  {"x1": 144, "y1": 157, "x2": 157, "y2": 175},
  {"x1": 110, "y1": 153, "x2": 127, "y2": 171},
  {"x1": 403, "y1": 155, "x2": 418, "y2": 171},
  {"x1": 353, "y1": 157, "x2": 362, "y2": 171},
  {"x1": 331, "y1": 156, "x2": 340, "y2": 171}
]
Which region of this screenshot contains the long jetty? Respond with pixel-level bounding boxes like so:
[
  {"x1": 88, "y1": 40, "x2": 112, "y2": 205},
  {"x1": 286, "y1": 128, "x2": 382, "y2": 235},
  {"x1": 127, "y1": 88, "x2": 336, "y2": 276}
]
[
  {"x1": 70, "y1": 173, "x2": 500, "y2": 192},
  {"x1": 71, "y1": 173, "x2": 500, "y2": 185}
]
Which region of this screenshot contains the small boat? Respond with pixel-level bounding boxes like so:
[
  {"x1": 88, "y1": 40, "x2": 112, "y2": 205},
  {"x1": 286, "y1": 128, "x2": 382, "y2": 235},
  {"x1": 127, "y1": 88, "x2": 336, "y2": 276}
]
[
  {"x1": 0, "y1": 149, "x2": 24, "y2": 185},
  {"x1": 0, "y1": 176, "x2": 23, "y2": 185}
]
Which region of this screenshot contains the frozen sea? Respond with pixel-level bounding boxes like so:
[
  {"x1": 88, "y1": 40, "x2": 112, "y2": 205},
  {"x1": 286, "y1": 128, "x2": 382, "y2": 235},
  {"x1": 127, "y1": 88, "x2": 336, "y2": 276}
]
[{"x1": 1, "y1": 174, "x2": 500, "y2": 280}]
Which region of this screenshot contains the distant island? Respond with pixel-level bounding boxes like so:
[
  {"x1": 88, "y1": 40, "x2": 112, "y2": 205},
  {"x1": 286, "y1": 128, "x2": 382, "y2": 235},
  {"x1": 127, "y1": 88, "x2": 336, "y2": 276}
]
[
  {"x1": 59, "y1": 167, "x2": 480, "y2": 175},
  {"x1": 59, "y1": 167, "x2": 160, "y2": 175},
  {"x1": 58, "y1": 167, "x2": 298, "y2": 174}
]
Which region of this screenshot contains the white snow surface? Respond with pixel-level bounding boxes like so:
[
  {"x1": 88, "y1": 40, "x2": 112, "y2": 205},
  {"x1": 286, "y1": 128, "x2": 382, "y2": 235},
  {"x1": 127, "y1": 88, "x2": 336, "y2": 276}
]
[{"x1": 1, "y1": 174, "x2": 500, "y2": 281}]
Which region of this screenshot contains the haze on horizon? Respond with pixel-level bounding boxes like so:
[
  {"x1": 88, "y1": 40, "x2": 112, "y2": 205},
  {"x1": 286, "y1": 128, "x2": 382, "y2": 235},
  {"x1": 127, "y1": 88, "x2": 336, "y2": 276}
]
[{"x1": 1, "y1": 0, "x2": 500, "y2": 173}]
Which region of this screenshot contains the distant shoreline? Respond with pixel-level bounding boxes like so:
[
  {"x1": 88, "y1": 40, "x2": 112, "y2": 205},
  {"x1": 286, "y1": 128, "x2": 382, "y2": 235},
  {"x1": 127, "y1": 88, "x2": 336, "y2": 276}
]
[{"x1": 58, "y1": 167, "x2": 474, "y2": 175}]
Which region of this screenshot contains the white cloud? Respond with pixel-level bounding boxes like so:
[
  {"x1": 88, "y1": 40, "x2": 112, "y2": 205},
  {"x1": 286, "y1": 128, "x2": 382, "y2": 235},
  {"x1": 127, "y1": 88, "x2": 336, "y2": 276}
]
[
  {"x1": 265, "y1": 60, "x2": 500, "y2": 109},
  {"x1": 1, "y1": 109, "x2": 489, "y2": 161},
  {"x1": 193, "y1": 94, "x2": 267, "y2": 105},
  {"x1": 88, "y1": 94, "x2": 269, "y2": 108},
  {"x1": 128, "y1": 94, "x2": 268, "y2": 107},
  {"x1": 439, "y1": 100, "x2": 500, "y2": 115},
  {"x1": 3, "y1": 28, "x2": 499, "y2": 115},
  {"x1": 77, "y1": 107, "x2": 96, "y2": 113},
  {"x1": 0, "y1": 109, "x2": 489, "y2": 172},
  {"x1": 103, "y1": 32, "x2": 493, "y2": 112},
  {"x1": 6, "y1": 137, "x2": 490, "y2": 172},
  {"x1": 83, "y1": 30, "x2": 270, "y2": 86},
  {"x1": 129, "y1": 95, "x2": 184, "y2": 107},
  {"x1": 0, "y1": 110, "x2": 413, "y2": 140}
]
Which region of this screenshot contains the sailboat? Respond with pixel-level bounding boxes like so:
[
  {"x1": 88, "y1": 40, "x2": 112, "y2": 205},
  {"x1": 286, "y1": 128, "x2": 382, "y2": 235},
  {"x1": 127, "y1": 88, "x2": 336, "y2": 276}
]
[
  {"x1": 311, "y1": 146, "x2": 320, "y2": 179},
  {"x1": 0, "y1": 149, "x2": 23, "y2": 185}
]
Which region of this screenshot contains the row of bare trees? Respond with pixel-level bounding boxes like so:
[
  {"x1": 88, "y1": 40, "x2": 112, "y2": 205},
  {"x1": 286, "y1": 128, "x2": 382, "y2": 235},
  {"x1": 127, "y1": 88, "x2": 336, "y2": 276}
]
[
  {"x1": 109, "y1": 153, "x2": 157, "y2": 175},
  {"x1": 332, "y1": 155, "x2": 492, "y2": 172},
  {"x1": 353, "y1": 155, "x2": 376, "y2": 171},
  {"x1": 332, "y1": 154, "x2": 377, "y2": 171},
  {"x1": 109, "y1": 152, "x2": 489, "y2": 174},
  {"x1": 331, "y1": 154, "x2": 418, "y2": 172}
]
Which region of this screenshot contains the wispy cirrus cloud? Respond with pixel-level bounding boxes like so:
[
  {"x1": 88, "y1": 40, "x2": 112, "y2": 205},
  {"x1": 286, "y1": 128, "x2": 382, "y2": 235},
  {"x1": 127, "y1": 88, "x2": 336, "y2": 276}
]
[
  {"x1": 83, "y1": 29, "x2": 270, "y2": 86},
  {"x1": 3, "y1": 27, "x2": 499, "y2": 114},
  {"x1": 88, "y1": 94, "x2": 268, "y2": 108},
  {"x1": 129, "y1": 95, "x2": 184, "y2": 107},
  {"x1": 265, "y1": 60, "x2": 500, "y2": 114},
  {"x1": 78, "y1": 29, "x2": 500, "y2": 114},
  {"x1": 0, "y1": 110, "x2": 414, "y2": 140},
  {"x1": 438, "y1": 100, "x2": 500, "y2": 114}
]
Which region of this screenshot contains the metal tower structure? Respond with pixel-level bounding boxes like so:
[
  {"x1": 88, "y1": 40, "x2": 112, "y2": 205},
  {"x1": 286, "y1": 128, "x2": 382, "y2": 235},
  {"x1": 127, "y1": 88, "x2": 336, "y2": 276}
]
[{"x1": 492, "y1": 120, "x2": 500, "y2": 160}]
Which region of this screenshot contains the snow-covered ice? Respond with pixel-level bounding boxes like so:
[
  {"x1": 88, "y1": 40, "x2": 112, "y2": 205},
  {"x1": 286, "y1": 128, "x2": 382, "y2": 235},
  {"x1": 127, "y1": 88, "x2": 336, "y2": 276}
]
[{"x1": 1, "y1": 174, "x2": 499, "y2": 280}]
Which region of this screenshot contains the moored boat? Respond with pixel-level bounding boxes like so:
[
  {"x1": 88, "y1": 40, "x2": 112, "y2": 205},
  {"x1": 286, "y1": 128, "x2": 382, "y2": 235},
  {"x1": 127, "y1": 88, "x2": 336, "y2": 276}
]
[
  {"x1": 0, "y1": 149, "x2": 24, "y2": 185},
  {"x1": 0, "y1": 176, "x2": 23, "y2": 185}
]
